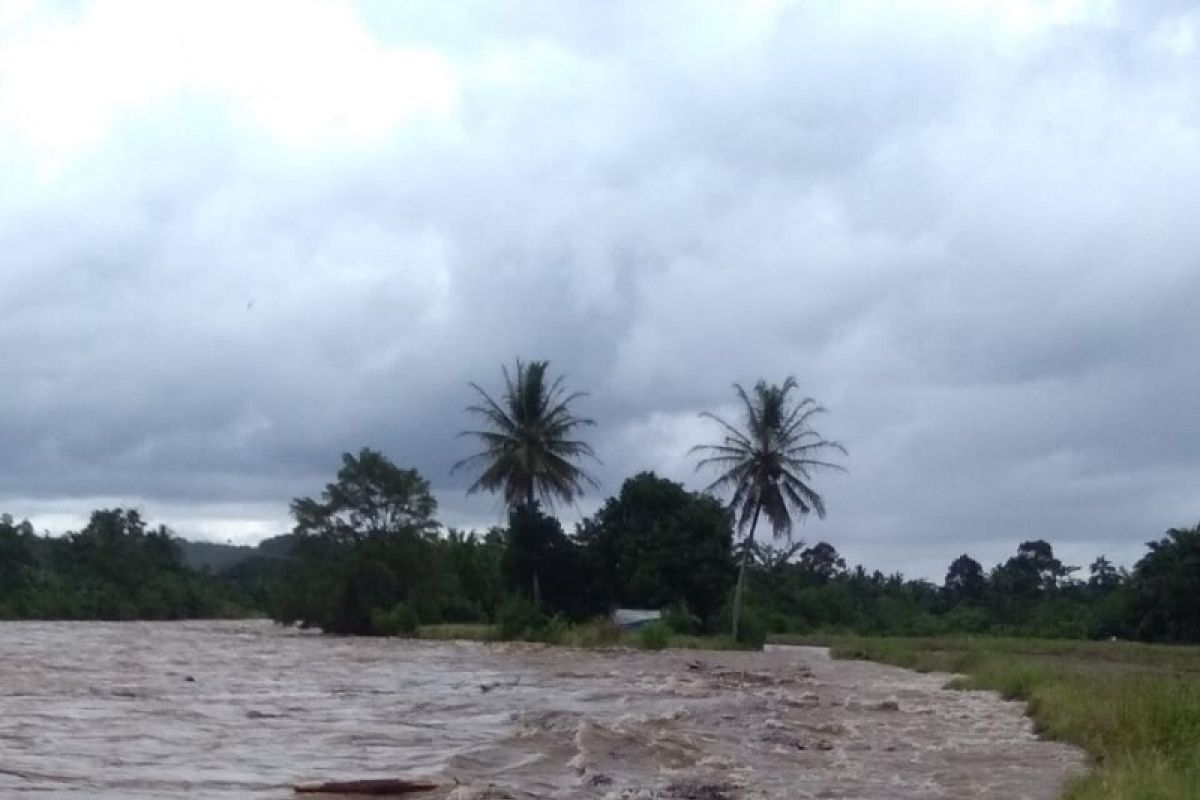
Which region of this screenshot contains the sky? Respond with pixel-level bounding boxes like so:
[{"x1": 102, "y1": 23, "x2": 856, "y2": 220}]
[{"x1": 1, "y1": 0, "x2": 1197, "y2": 580}]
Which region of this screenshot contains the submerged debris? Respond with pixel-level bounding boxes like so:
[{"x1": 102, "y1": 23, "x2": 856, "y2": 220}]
[{"x1": 294, "y1": 777, "x2": 438, "y2": 795}]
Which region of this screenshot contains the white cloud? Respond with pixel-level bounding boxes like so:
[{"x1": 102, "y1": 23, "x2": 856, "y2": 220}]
[{"x1": 0, "y1": 0, "x2": 457, "y2": 167}]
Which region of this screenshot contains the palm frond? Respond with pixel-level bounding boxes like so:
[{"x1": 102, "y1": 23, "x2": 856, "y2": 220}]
[
  {"x1": 454, "y1": 359, "x2": 599, "y2": 511},
  {"x1": 693, "y1": 376, "x2": 845, "y2": 539}
]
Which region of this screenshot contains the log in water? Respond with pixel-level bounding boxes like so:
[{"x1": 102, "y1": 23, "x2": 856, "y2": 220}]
[
  {"x1": 294, "y1": 777, "x2": 438, "y2": 794},
  {"x1": 0, "y1": 620, "x2": 1085, "y2": 799}
]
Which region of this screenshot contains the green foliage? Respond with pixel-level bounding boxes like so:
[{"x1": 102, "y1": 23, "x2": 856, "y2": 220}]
[
  {"x1": 637, "y1": 621, "x2": 671, "y2": 650},
  {"x1": 939, "y1": 604, "x2": 991, "y2": 634},
  {"x1": 5, "y1": 432, "x2": 1199, "y2": 676},
  {"x1": 714, "y1": 598, "x2": 767, "y2": 649},
  {"x1": 416, "y1": 623, "x2": 496, "y2": 641},
  {"x1": 735, "y1": 608, "x2": 768, "y2": 649},
  {"x1": 502, "y1": 504, "x2": 593, "y2": 619},
  {"x1": 496, "y1": 594, "x2": 547, "y2": 641},
  {"x1": 490, "y1": 599, "x2": 575, "y2": 645},
  {"x1": 692, "y1": 377, "x2": 846, "y2": 538},
  {"x1": 0, "y1": 510, "x2": 248, "y2": 621},
  {"x1": 944, "y1": 554, "x2": 986, "y2": 603},
  {"x1": 290, "y1": 448, "x2": 439, "y2": 544},
  {"x1": 691, "y1": 376, "x2": 845, "y2": 639},
  {"x1": 569, "y1": 618, "x2": 625, "y2": 648},
  {"x1": 370, "y1": 602, "x2": 420, "y2": 637},
  {"x1": 1129, "y1": 524, "x2": 1200, "y2": 642},
  {"x1": 578, "y1": 472, "x2": 734, "y2": 628},
  {"x1": 663, "y1": 601, "x2": 702, "y2": 635},
  {"x1": 742, "y1": 533, "x2": 1194, "y2": 644},
  {"x1": 798, "y1": 542, "x2": 847, "y2": 581},
  {"x1": 537, "y1": 614, "x2": 571, "y2": 645},
  {"x1": 272, "y1": 450, "x2": 484, "y2": 635},
  {"x1": 453, "y1": 359, "x2": 599, "y2": 511}
]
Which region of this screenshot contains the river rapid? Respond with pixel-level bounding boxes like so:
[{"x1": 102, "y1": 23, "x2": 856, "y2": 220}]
[{"x1": 0, "y1": 620, "x2": 1085, "y2": 799}]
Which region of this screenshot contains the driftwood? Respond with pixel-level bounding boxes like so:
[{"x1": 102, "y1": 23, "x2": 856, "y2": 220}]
[{"x1": 294, "y1": 777, "x2": 438, "y2": 795}]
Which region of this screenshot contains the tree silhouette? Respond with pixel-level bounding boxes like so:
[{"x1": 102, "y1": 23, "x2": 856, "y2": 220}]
[{"x1": 692, "y1": 377, "x2": 845, "y2": 639}]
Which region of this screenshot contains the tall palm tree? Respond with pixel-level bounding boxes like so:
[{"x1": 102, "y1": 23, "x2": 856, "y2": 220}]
[
  {"x1": 452, "y1": 359, "x2": 599, "y2": 511},
  {"x1": 691, "y1": 377, "x2": 846, "y2": 639}
]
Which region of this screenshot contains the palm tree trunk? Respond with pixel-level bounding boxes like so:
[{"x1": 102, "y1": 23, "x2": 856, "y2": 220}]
[
  {"x1": 526, "y1": 485, "x2": 542, "y2": 607},
  {"x1": 731, "y1": 502, "x2": 762, "y2": 640}
]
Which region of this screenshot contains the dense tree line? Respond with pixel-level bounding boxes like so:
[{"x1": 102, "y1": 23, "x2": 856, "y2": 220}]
[
  {"x1": 737, "y1": 531, "x2": 1200, "y2": 642},
  {"x1": 0, "y1": 462, "x2": 1196, "y2": 644},
  {"x1": 0, "y1": 509, "x2": 247, "y2": 620},
  {"x1": 1, "y1": 359, "x2": 1195, "y2": 646},
  {"x1": 257, "y1": 447, "x2": 1198, "y2": 645}
]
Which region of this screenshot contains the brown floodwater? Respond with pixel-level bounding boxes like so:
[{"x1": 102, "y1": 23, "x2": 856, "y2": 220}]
[{"x1": 0, "y1": 620, "x2": 1086, "y2": 799}]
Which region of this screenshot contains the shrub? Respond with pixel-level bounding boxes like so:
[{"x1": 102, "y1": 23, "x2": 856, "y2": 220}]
[
  {"x1": 496, "y1": 594, "x2": 546, "y2": 641},
  {"x1": 370, "y1": 602, "x2": 420, "y2": 637},
  {"x1": 638, "y1": 621, "x2": 671, "y2": 650},
  {"x1": 536, "y1": 614, "x2": 571, "y2": 645},
  {"x1": 735, "y1": 608, "x2": 768, "y2": 649},
  {"x1": 572, "y1": 618, "x2": 625, "y2": 647},
  {"x1": 438, "y1": 595, "x2": 483, "y2": 624},
  {"x1": 663, "y1": 602, "x2": 701, "y2": 635},
  {"x1": 713, "y1": 601, "x2": 768, "y2": 649}
]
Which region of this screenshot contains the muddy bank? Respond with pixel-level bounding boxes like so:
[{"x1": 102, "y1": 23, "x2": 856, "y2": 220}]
[{"x1": 0, "y1": 620, "x2": 1085, "y2": 799}]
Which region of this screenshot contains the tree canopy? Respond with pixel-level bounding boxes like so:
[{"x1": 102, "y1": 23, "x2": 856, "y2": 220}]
[
  {"x1": 453, "y1": 359, "x2": 599, "y2": 511},
  {"x1": 692, "y1": 377, "x2": 845, "y2": 539},
  {"x1": 1129, "y1": 524, "x2": 1200, "y2": 642},
  {"x1": 291, "y1": 448, "x2": 439, "y2": 543},
  {"x1": 578, "y1": 471, "x2": 735, "y2": 627}
]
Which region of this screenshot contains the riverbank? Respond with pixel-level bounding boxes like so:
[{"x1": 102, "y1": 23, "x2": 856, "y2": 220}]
[
  {"x1": 773, "y1": 635, "x2": 1200, "y2": 800},
  {"x1": 415, "y1": 621, "x2": 752, "y2": 651}
]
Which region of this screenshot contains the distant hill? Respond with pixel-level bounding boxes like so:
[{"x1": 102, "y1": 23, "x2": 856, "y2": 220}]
[{"x1": 179, "y1": 534, "x2": 295, "y2": 574}]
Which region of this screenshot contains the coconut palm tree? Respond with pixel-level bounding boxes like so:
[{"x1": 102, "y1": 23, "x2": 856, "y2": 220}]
[
  {"x1": 453, "y1": 360, "x2": 599, "y2": 606},
  {"x1": 691, "y1": 377, "x2": 846, "y2": 639},
  {"x1": 453, "y1": 359, "x2": 599, "y2": 511}
]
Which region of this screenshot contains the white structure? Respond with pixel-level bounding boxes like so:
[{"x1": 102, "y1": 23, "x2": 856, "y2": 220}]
[{"x1": 611, "y1": 609, "x2": 662, "y2": 629}]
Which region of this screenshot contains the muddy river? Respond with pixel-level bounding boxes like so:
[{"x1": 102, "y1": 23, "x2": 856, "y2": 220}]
[{"x1": 0, "y1": 620, "x2": 1085, "y2": 799}]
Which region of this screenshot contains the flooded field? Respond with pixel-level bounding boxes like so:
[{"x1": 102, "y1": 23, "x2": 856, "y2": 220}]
[{"x1": 0, "y1": 620, "x2": 1085, "y2": 799}]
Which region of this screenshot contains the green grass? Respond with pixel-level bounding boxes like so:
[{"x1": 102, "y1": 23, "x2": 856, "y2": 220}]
[
  {"x1": 415, "y1": 621, "x2": 752, "y2": 651},
  {"x1": 775, "y1": 635, "x2": 1200, "y2": 800},
  {"x1": 416, "y1": 623, "x2": 497, "y2": 641}
]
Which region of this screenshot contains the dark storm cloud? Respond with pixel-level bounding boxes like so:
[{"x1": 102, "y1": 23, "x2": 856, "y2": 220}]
[{"x1": 0, "y1": 0, "x2": 1196, "y2": 574}]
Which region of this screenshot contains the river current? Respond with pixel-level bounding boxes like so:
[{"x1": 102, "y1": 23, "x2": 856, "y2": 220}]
[{"x1": 0, "y1": 620, "x2": 1085, "y2": 799}]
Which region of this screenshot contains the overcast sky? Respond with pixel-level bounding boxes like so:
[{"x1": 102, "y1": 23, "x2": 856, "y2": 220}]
[{"x1": 2, "y1": 0, "x2": 1197, "y2": 579}]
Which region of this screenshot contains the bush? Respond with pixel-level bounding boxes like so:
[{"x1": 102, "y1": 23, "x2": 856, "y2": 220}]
[
  {"x1": 713, "y1": 600, "x2": 768, "y2": 649},
  {"x1": 370, "y1": 602, "x2": 420, "y2": 637},
  {"x1": 735, "y1": 608, "x2": 768, "y2": 649},
  {"x1": 438, "y1": 595, "x2": 483, "y2": 624},
  {"x1": 940, "y1": 605, "x2": 991, "y2": 635},
  {"x1": 638, "y1": 621, "x2": 671, "y2": 650},
  {"x1": 572, "y1": 618, "x2": 625, "y2": 647},
  {"x1": 496, "y1": 594, "x2": 546, "y2": 641},
  {"x1": 663, "y1": 602, "x2": 701, "y2": 635},
  {"x1": 535, "y1": 614, "x2": 570, "y2": 645}
]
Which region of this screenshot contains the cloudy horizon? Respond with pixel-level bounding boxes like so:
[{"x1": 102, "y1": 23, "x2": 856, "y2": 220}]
[{"x1": 2, "y1": 0, "x2": 1197, "y2": 580}]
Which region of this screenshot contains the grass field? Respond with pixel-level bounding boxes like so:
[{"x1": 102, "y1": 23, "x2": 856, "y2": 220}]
[
  {"x1": 416, "y1": 621, "x2": 748, "y2": 650},
  {"x1": 767, "y1": 634, "x2": 1200, "y2": 800}
]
